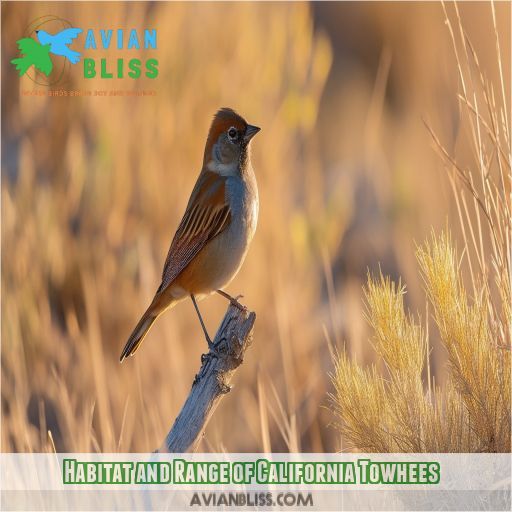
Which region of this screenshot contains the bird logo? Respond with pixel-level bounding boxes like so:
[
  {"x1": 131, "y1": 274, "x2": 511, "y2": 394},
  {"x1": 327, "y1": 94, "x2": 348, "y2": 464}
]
[
  {"x1": 11, "y1": 38, "x2": 53, "y2": 77},
  {"x1": 11, "y1": 27, "x2": 82, "y2": 77},
  {"x1": 36, "y1": 28, "x2": 83, "y2": 64}
]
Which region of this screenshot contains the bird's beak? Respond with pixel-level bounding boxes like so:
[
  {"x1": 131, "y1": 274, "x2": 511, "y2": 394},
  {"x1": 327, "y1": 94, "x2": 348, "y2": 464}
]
[{"x1": 244, "y1": 124, "x2": 261, "y2": 142}]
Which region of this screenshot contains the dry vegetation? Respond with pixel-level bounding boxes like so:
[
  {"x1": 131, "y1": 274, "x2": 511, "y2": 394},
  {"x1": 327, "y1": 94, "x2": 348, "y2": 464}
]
[
  {"x1": 2, "y1": 1, "x2": 332, "y2": 453},
  {"x1": 1, "y1": 2, "x2": 510, "y2": 453},
  {"x1": 331, "y1": 2, "x2": 511, "y2": 453}
]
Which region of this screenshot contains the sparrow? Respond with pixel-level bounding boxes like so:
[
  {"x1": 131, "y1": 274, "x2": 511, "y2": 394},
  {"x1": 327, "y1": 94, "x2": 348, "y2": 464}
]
[
  {"x1": 120, "y1": 108, "x2": 260, "y2": 361},
  {"x1": 36, "y1": 28, "x2": 83, "y2": 64}
]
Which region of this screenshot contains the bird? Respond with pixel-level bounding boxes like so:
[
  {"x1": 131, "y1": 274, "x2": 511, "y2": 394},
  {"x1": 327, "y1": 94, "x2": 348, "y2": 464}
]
[
  {"x1": 36, "y1": 28, "x2": 83, "y2": 64},
  {"x1": 120, "y1": 108, "x2": 260, "y2": 362},
  {"x1": 11, "y1": 38, "x2": 53, "y2": 76}
]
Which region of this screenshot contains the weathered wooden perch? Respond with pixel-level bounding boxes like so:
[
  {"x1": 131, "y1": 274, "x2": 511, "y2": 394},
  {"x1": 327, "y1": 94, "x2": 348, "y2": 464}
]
[{"x1": 157, "y1": 303, "x2": 256, "y2": 453}]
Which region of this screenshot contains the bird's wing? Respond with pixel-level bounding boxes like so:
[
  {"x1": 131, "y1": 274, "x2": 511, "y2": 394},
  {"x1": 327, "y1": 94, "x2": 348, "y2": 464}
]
[
  {"x1": 158, "y1": 171, "x2": 231, "y2": 292},
  {"x1": 33, "y1": 46, "x2": 53, "y2": 76},
  {"x1": 54, "y1": 28, "x2": 83, "y2": 45},
  {"x1": 16, "y1": 38, "x2": 40, "y2": 56}
]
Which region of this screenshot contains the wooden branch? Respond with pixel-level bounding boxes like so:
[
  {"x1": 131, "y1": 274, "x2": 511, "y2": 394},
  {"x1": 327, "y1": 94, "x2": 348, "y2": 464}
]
[{"x1": 157, "y1": 303, "x2": 256, "y2": 453}]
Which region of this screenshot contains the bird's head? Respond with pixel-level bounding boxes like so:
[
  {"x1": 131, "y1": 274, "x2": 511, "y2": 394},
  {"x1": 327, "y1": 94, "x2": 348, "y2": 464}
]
[
  {"x1": 35, "y1": 30, "x2": 51, "y2": 45},
  {"x1": 204, "y1": 108, "x2": 260, "y2": 175}
]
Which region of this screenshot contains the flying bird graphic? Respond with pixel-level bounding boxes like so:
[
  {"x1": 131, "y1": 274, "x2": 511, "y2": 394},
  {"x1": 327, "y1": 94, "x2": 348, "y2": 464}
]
[
  {"x1": 36, "y1": 28, "x2": 83, "y2": 64},
  {"x1": 11, "y1": 38, "x2": 53, "y2": 76}
]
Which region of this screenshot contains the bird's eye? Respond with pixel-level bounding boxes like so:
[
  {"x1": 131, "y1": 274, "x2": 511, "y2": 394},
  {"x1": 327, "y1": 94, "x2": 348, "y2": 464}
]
[{"x1": 227, "y1": 127, "x2": 238, "y2": 140}]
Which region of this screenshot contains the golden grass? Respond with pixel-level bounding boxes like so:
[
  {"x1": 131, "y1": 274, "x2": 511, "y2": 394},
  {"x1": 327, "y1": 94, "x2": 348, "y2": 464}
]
[
  {"x1": 332, "y1": 232, "x2": 510, "y2": 452},
  {"x1": 331, "y1": 2, "x2": 510, "y2": 453}
]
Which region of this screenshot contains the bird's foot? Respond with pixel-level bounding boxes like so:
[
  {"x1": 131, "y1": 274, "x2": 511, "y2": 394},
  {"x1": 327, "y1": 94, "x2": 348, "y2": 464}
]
[
  {"x1": 217, "y1": 290, "x2": 247, "y2": 311},
  {"x1": 201, "y1": 349, "x2": 219, "y2": 366},
  {"x1": 230, "y1": 295, "x2": 247, "y2": 311},
  {"x1": 200, "y1": 336, "x2": 220, "y2": 362}
]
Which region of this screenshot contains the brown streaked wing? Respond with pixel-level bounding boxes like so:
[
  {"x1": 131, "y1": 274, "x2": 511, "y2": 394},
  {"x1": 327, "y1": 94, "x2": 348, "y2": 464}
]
[{"x1": 158, "y1": 171, "x2": 231, "y2": 292}]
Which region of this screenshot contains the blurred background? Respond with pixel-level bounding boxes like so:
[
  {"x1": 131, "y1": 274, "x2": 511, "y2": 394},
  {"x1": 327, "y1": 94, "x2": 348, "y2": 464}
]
[{"x1": 2, "y1": 1, "x2": 510, "y2": 452}]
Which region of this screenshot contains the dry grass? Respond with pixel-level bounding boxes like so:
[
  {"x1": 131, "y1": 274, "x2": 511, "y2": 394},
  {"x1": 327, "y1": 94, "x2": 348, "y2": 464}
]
[
  {"x1": 333, "y1": 232, "x2": 510, "y2": 452},
  {"x1": 331, "y1": 2, "x2": 510, "y2": 453}
]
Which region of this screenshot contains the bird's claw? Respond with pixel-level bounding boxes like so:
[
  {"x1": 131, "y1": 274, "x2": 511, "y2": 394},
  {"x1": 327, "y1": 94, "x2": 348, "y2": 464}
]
[
  {"x1": 230, "y1": 295, "x2": 247, "y2": 311},
  {"x1": 202, "y1": 338, "x2": 220, "y2": 360}
]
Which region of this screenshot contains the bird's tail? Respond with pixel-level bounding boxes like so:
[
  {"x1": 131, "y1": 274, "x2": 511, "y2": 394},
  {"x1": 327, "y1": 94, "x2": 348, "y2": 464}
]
[
  {"x1": 120, "y1": 296, "x2": 175, "y2": 361},
  {"x1": 119, "y1": 309, "x2": 158, "y2": 361},
  {"x1": 67, "y1": 50, "x2": 81, "y2": 65},
  {"x1": 11, "y1": 57, "x2": 31, "y2": 76}
]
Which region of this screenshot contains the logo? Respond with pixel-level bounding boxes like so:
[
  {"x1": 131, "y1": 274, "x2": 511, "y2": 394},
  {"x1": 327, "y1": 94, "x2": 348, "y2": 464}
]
[
  {"x1": 11, "y1": 15, "x2": 159, "y2": 87},
  {"x1": 11, "y1": 16, "x2": 82, "y2": 86}
]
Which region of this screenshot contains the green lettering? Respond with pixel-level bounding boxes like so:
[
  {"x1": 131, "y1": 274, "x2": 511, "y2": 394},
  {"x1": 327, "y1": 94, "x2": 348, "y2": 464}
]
[{"x1": 83, "y1": 58, "x2": 95, "y2": 78}]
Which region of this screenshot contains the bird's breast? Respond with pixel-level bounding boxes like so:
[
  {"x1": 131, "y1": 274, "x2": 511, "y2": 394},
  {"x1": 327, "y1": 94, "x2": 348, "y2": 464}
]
[{"x1": 226, "y1": 171, "x2": 258, "y2": 242}]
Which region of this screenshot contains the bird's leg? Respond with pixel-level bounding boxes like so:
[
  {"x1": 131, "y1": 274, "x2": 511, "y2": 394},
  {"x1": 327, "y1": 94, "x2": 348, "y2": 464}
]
[
  {"x1": 191, "y1": 295, "x2": 216, "y2": 352},
  {"x1": 216, "y1": 289, "x2": 247, "y2": 311}
]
